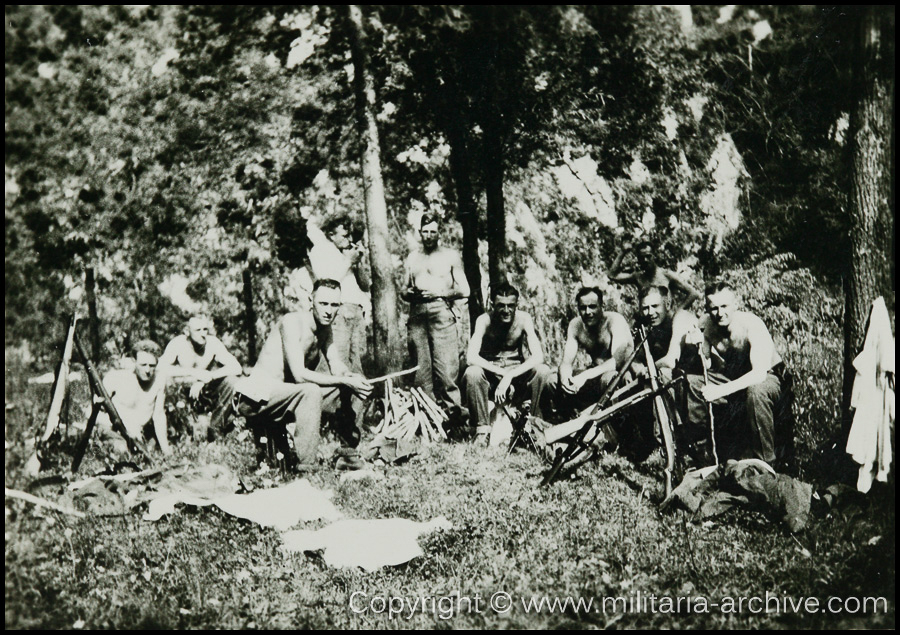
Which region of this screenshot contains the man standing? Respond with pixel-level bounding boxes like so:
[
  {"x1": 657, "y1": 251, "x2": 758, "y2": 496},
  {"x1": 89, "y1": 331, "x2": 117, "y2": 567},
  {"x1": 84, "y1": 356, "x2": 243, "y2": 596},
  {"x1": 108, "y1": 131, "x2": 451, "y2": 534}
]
[
  {"x1": 683, "y1": 281, "x2": 789, "y2": 463},
  {"x1": 554, "y1": 286, "x2": 634, "y2": 413},
  {"x1": 284, "y1": 218, "x2": 371, "y2": 373},
  {"x1": 99, "y1": 340, "x2": 171, "y2": 456},
  {"x1": 323, "y1": 219, "x2": 370, "y2": 374},
  {"x1": 463, "y1": 283, "x2": 553, "y2": 428},
  {"x1": 159, "y1": 314, "x2": 242, "y2": 439},
  {"x1": 402, "y1": 212, "x2": 470, "y2": 423},
  {"x1": 236, "y1": 279, "x2": 373, "y2": 467}
]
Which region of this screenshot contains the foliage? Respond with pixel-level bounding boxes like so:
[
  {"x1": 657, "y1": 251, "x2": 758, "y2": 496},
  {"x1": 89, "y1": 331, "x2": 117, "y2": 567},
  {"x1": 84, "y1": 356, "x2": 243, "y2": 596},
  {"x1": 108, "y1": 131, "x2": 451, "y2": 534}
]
[{"x1": 7, "y1": 6, "x2": 862, "y2": 367}]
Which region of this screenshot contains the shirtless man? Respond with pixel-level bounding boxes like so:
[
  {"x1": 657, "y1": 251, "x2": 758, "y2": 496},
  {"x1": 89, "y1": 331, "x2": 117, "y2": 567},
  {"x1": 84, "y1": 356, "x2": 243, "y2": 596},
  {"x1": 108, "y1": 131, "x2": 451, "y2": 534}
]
[
  {"x1": 236, "y1": 279, "x2": 373, "y2": 466},
  {"x1": 284, "y1": 218, "x2": 371, "y2": 372},
  {"x1": 159, "y1": 315, "x2": 242, "y2": 439},
  {"x1": 609, "y1": 238, "x2": 701, "y2": 310},
  {"x1": 402, "y1": 212, "x2": 470, "y2": 423},
  {"x1": 632, "y1": 286, "x2": 698, "y2": 378},
  {"x1": 683, "y1": 281, "x2": 788, "y2": 463},
  {"x1": 99, "y1": 340, "x2": 170, "y2": 456},
  {"x1": 463, "y1": 283, "x2": 553, "y2": 428},
  {"x1": 552, "y1": 286, "x2": 634, "y2": 413}
]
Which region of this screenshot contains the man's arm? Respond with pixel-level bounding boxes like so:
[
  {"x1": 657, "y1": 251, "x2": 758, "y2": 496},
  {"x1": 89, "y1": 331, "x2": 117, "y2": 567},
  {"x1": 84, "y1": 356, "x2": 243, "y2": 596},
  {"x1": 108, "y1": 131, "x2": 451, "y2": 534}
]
[
  {"x1": 447, "y1": 251, "x2": 470, "y2": 300},
  {"x1": 658, "y1": 309, "x2": 698, "y2": 369},
  {"x1": 152, "y1": 377, "x2": 171, "y2": 456},
  {"x1": 607, "y1": 241, "x2": 633, "y2": 281},
  {"x1": 208, "y1": 340, "x2": 243, "y2": 379},
  {"x1": 350, "y1": 244, "x2": 371, "y2": 292},
  {"x1": 559, "y1": 319, "x2": 581, "y2": 392},
  {"x1": 665, "y1": 270, "x2": 703, "y2": 310},
  {"x1": 400, "y1": 255, "x2": 420, "y2": 302},
  {"x1": 702, "y1": 315, "x2": 775, "y2": 402}
]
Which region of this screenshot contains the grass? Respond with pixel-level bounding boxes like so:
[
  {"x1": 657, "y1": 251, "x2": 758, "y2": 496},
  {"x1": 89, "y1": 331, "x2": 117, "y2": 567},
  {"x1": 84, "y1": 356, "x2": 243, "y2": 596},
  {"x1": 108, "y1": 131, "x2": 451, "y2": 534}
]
[{"x1": 4, "y1": 273, "x2": 896, "y2": 628}]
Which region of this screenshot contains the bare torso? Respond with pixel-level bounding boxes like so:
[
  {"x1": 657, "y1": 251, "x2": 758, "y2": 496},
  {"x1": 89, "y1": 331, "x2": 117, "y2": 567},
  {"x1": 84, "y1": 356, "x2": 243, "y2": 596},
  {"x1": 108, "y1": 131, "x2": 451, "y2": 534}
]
[
  {"x1": 102, "y1": 369, "x2": 166, "y2": 436},
  {"x1": 480, "y1": 311, "x2": 529, "y2": 365},
  {"x1": 701, "y1": 311, "x2": 782, "y2": 379},
  {"x1": 573, "y1": 312, "x2": 628, "y2": 366},
  {"x1": 253, "y1": 312, "x2": 331, "y2": 382},
  {"x1": 406, "y1": 247, "x2": 461, "y2": 298}
]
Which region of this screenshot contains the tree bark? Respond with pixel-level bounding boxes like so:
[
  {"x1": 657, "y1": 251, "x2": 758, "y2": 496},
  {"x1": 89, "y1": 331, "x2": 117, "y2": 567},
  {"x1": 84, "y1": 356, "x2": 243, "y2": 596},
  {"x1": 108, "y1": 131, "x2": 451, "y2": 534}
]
[
  {"x1": 444, "y1": 95, "x2": 484, "y2": 326},
  {"x1": 842, "y1": 6, "x2": 895, "y2": 433},
  {"x1": 483, "y1": 114, "x2": 508, "y2": 293},
  {"x1": 346, "y1": 5, "x2": 403, "y2": 374},
  {"x1": 85, "y1": 266, "x2": 101, "y2": 362},
  {"x1": 242, "y1": 268, "x2": 258, "y2": 364}
]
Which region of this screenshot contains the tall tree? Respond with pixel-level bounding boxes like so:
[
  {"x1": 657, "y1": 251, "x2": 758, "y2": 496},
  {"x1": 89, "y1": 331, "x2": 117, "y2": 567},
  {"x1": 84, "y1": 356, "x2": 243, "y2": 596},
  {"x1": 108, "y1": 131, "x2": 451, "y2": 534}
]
[
  {"x1": 345, "y1": 5, "x2": 403, "y2": 374},
  {"x1": 842, "y1": 5, "x2": 895, "y2": 428}
]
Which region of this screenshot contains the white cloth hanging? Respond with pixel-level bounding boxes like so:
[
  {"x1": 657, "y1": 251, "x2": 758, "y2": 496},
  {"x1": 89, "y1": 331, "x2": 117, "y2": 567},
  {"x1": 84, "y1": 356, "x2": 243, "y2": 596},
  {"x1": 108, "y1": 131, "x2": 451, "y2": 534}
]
[{"x1": 846, "y1": 297, "x2": 895, "y2": 493}]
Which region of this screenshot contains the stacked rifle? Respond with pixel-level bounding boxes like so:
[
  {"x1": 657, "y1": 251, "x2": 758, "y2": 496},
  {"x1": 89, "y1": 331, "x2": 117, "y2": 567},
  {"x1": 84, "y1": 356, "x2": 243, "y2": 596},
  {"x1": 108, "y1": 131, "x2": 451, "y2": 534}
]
[{"x1": 372, "y1": 386, "x2": 448, "y2": 444}]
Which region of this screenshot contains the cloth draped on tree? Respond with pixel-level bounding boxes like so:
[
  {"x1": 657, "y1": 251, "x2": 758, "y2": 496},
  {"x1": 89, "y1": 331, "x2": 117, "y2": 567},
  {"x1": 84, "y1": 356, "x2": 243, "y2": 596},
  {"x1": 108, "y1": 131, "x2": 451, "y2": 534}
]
[{"x1": 846, "y1": 296, "x2": 895, "y2": 493}]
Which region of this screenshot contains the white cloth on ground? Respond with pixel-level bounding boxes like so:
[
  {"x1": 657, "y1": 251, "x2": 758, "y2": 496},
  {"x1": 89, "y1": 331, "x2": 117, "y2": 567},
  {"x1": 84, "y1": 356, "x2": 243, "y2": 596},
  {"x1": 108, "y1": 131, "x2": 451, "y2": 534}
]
[
  {"x1": 281, "y1": 516, "x2": 453, "y2": 571},
  {"x1": 144, "y1": 475, "x2": 343, "y2": 529}
]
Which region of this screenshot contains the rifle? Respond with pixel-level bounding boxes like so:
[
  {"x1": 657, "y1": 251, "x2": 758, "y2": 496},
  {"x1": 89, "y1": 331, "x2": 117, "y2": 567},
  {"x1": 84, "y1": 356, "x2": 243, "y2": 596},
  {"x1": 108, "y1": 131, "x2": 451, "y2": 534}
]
[
  {"x1": 638, "y1": 322, "x2": 678, "y2": 498},
  {"x1": 539, "y1": 328, "x2": 650, "y2": 486},
  {"x1": 697, "y1": 346, "x2": 720, "y2": 466}
]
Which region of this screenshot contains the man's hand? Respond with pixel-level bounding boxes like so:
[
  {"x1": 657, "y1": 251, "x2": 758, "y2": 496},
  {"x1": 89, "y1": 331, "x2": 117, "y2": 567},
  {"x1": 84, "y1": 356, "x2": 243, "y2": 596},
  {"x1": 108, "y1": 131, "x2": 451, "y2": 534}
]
[
  {"x1": 495, "y1": 374, "x2": 514, "y2": 404},
  {"x1": 701, "y1": 383, "x2": 727, "y2": 403},
  {"x1": 189, "y1": 380, "x2": 206, "y2": 401},
  {"x1": 632, "y1": 362, "x2": 649, "y2": 380},
  {"x1": 684, "y1": 326, "x2": 704, "y2": 348},
  {"x1": 657, "y1": 355, "x2": 677, "y2": 370},
  {"x1": 347, "y1": 243, "x2": 365, "y2": 265},
  {"x1": 343, "y1": 374, "x2": 373, "y2": 400},
  {"x1": 562, "y1": 373, "x2": 586, "y2": 395}
]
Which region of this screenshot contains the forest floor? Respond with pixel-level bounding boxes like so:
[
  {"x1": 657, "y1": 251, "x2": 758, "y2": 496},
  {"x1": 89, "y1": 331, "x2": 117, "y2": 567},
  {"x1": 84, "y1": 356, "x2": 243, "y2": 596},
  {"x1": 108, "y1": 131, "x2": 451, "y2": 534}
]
[{"x1": 4, "y1": 352, "x2": 895, "y2": 629}]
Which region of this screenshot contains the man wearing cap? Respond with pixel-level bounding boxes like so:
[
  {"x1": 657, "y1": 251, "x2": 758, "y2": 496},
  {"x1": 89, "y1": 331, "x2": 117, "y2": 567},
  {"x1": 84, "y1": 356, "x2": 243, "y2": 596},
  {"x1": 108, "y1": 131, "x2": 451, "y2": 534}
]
[{"x1": 402, "y1": 212, "x2": 470, "y2": 424}]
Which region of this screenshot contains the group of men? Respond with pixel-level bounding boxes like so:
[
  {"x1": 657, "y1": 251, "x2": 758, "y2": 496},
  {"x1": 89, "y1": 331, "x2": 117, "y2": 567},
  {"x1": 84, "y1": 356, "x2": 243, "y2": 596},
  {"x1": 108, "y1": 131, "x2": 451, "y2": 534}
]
[{"x1": 100, "y1": 213, "x2": 792, "y2": 473}]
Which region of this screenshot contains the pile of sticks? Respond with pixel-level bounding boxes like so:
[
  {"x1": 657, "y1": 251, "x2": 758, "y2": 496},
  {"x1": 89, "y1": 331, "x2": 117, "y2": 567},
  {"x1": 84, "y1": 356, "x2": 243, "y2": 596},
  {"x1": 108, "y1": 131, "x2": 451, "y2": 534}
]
[{"x1": 372, "y1": 384, "x2": 448, "y2": 444}]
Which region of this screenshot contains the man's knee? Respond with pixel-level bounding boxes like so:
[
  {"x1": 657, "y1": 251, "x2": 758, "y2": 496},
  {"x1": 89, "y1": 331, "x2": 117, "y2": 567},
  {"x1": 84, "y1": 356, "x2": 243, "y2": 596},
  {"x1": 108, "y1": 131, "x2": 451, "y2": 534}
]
[
  {"x1": 295, "y1": 383, "x2": 324, "y2": 409},
  {"x1": 533, "y1": 364, "x2": 553, "y2": 383},
  {"x1": 464, "y1": 366, "x2": 487, "y2": 386},
  {"x1": 746, "y1": 378, "x2": 780, "y2": 407}
]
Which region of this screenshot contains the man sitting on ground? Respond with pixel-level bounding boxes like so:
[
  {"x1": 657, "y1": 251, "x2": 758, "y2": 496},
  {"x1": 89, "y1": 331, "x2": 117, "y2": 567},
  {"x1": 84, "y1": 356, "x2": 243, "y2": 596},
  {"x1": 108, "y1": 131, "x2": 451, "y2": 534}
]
[
  {"x1": 632, "y1": 285, "x2": 698, "y2": 380},
  {"x1": 551, "y1": 286, "x2": 634, "y2": 415},
  {"x1": 236, "y1": 279, "x2": 373, "y2": 468},
  {"x1": 682, "y1": 281, "x2": 791, "y2": 464},
  {"x1": 159, "y1": 314, "x2": 242, "y2": 440},
  {"x1": 99, "y1": 340, "x2": 171, "y2": 456},
  {"x1": 463, "y1": 283, "x2": 553, "y2": 431}
]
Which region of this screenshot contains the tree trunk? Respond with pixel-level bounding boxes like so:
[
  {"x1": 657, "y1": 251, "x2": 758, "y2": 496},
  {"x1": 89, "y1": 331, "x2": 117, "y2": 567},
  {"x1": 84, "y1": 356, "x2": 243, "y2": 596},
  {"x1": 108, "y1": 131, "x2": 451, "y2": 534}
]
[
  {"x1": 842, "y1": 6, "x2": 895, "y2": 433},
  {"x1": 444, "y1": 98, "x2": 484, "y2": 326},
  {"x1": 85, "y1": 266, "x2": 101, "y2": 362},
  {"x1": 483, "y1": 107, "x2": 508, "y2": 292},
  {"x1": 242, "y1": 268, "x2": 258, "y2": 364},
  {"x1": 346, "y1": 5, "x2": 403, "y2": 374}
]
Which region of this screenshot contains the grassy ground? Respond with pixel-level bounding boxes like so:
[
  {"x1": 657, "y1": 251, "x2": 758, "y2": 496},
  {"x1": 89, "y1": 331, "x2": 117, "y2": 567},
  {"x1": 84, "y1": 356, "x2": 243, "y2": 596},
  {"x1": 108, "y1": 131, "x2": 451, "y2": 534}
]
[
  {"x1": 5, "y1": 372, "x2": 894, "y2": 629},
  {"x1": 4, "y1": 268, "x2": 896, "y2": 630}
]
